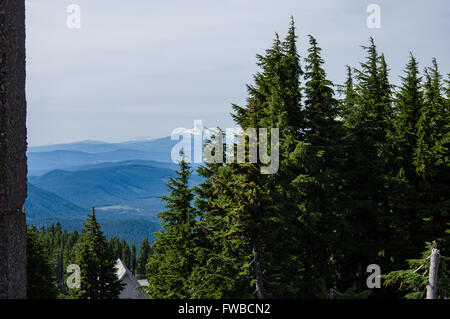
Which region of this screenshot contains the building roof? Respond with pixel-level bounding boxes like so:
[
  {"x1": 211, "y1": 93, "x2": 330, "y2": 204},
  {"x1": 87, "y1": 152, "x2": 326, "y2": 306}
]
[
  {"x1": 115, "y1": 259, "x2": 143, "y2": 288},
  {"x1": 115, "y1": 258, "x2": 128, "y2": 281},
  {"x1": 115, "y1": 259, "x2": 148, "y2": 299}
]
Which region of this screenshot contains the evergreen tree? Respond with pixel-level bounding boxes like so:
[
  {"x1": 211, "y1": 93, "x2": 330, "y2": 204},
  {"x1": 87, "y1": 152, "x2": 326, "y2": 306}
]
[
  {"x1": 211, "y1": 152, "x2": 273, "y2": 299},
  {"x1": 190, "y1": 161, "x2": 250, "y2": 298},
  {"x1": 290, "y1": 35, "x2": 345, "y2": 297},
  {"x1": 394, "y1": 54, "x2": 425, "y2": 183},
  {"x1": 146, "y1": 156, "x2": 197, "y2": 298},
  {"x1": 26, "y1": 225, "x2": 59, "y2": 299},
  {"x1": 339, "y1": 38, "x2": 394, "y2": 293},
  {"x1": 26, "y1": 223, "x2": 140, "y2": 298},
  {"x1": 264, "y1": 19, "x2": 307, "y2": 298},
  {"x1": 130, "y1": 243, "x2": 137, "y2": 275},
  {"x1": 390, "y1": 54, "x2": 429, "y2": 261},
  {"x1": 70, "y1": 207, "x2": 124, "y2": 299},
  {"x1": 383, "y1": 242, "x2": 450, "y2": 299},
  {"x1": 228, "y1": 26, "x2": 297, "y2": 298},
  {"x1": 121, "y1": 240, "x2": 131, "y2": 269},
  {"x1": 389, "y1": 55, "x2": 450, "y2": 262},
  {"x1": 109, "y1": 236, "x2": 121, "y2": 259},
  {"x1": 339, "y1": 65, "x2": 357, "y2": 119},
  {"x1": 137, "y1": 237, "x2": 151, "y2": 279}
]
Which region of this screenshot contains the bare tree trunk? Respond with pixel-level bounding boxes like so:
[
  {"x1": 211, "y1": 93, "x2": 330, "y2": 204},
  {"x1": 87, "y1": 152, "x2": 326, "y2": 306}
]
[
  {"x1": 426, "y1": 248, "x2": 440, "y2": 299},
  {"x1": 0, "y1": 0, "x2": 27, "y2": 299},
  {"x1": 252, "y1": 239, "x2": 264, "y2": 299}
]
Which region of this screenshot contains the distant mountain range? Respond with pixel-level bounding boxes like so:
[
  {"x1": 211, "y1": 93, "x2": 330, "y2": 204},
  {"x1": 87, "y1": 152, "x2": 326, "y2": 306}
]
[
  {"x1": 25, "y1": 136, "x2": 203, "y2": 244},
  {"x1": 28, "y1": 137, "x2": 179, "y2": 176},
  {"x1": 29, "y1": 137, "x2": 176, "y2": 153},
  {"x1": 26, "y1": 183, "x2": 86, "y2": 220}
]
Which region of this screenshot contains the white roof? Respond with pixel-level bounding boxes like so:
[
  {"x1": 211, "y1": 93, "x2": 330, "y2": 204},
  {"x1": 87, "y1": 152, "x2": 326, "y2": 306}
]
[
  {"x1": 115, "y1": 259, "x2": 141, "y2": 287},
  {"x1": 115, "y1": 259, "x2": 148, "y2": 299},
  {"x1": 115, "y1": 258, "x2": 128, "y2": 280}
]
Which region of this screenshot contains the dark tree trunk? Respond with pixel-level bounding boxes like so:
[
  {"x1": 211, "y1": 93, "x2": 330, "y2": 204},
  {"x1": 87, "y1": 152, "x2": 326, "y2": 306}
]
[{"x1": 0, "y1": 0, "x2": 27, "y2": 299}]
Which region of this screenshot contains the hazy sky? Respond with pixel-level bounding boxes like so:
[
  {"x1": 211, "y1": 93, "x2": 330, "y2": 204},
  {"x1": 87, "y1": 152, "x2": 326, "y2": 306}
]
[{"x1": 26, "y1": 0, "x2": 450, "y2": 146}]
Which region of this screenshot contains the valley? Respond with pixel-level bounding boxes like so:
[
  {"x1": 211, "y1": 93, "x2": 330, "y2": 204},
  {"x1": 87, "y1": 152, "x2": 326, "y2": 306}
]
[{"x1": 25, "y1": 136, "x2": 201, "y2": 245}]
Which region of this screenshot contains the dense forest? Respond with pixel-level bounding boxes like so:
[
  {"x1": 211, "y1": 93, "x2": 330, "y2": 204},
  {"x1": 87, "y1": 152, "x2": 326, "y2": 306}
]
[
  {"x1": 28, "y1": 18, "x2": 449, "y2": 299},
  {"x1": 27, "y1": 215, "x2": 152, "y2": 298},
  {"x1": 146, "y1": 19, "x2": 449, "y2": 299}
]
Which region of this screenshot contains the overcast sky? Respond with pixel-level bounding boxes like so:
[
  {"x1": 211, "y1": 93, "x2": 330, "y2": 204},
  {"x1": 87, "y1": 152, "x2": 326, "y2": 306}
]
[{"x1": 25, "y1": 0, "x2": 450, "y2": 146}]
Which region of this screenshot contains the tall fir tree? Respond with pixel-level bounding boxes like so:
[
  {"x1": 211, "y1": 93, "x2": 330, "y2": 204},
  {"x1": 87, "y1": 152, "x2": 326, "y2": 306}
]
[
  {"x1": 121, "y1": 240, "x2": 131, "y2": 269},
  {"x1": 26, "y1": 225, "x2": 59, "y2": 299},
  {"x1": 137, "y1": 237, "x2": 151, "y2": 279},
  {"x1": 146, "y1": 156, "x2": 197, "y2": 298},
  {"x1": 339, "y1": 38, "x2": 394, "y2": 293},
  {"x1": 130, "y1": 243, "x2": 137, "y2": 276},
  {"x1": 290, "y1": 35, "x2": 345, "y2": 297},
  {"x1": 191, "y1": 160, "x2": 252, "y2": 298},
  {"x1": 227, "y1": 20, "x2": 306, "y2": 297},
  {"x1": 70, "y1": 207, "x2": 124, "y2": 299},
  {"x1": 390, "y1": 55, "x2": 450, "y2": 262}
]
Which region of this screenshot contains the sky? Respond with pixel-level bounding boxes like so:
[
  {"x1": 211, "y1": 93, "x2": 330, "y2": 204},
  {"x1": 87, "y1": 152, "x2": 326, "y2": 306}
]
[{"x1": 25, "y1": 0, "x2": 450, "y2": 146}]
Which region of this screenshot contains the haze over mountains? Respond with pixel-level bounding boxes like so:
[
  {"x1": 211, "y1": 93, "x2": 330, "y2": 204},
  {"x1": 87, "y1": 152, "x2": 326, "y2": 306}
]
[
  {"x1": 25, "y1": 136, "x2": 202, "y2": 244},
  {"x1": 28, "y1": 137, "x2": 177, "y2": 176}
]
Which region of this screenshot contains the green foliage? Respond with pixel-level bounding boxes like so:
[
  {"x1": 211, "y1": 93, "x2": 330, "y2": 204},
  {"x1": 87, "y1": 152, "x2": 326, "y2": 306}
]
[
  {"x1": 153, "y1": 20, "x2": 449, "y2": 299},
  {"x1": 342, "y1": 286, "x2": 373, "y2": 299},
  {"x1": 26, "y1": 225, "x2": 59, "y2": 299},
  {"x1": 290, "y1": 35, "x2": 345, "y2": 297},
  {"x1": 28, "y1": 222, "x2": 154, "y2": 298},
  {"x1": 383, "y1": 242, "x2": 450, "y2": 299},
  {"x1": 137, "y1": 237, "x2": 152, "y2": 279},
  {"x1": 69, "y1": 207, "x2": 124, "y2": 299},
  {"x1": 190, "y1": 162, "x2": 250, "y2": 298},
  {"x1": 146, "y1": 157, "x2": 199, "y2": 298},
  {"x1": 26, "y1": 17, "x2": 449, "y2": 300}
]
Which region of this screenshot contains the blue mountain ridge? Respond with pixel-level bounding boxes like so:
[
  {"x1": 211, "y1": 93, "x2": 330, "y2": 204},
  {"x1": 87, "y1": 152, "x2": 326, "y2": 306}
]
[{"x1": 26, "y1": 137, "x2": 204, "y2": 244}]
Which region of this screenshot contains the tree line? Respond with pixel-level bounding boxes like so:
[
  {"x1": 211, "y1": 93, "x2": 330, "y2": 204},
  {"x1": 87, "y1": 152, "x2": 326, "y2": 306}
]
[
  {"x1": 26, "y1": 209, "x2": 152, "y2": 299},
  {"x1": 146, "y1": 18, "x2": 449, "y2": 299}
]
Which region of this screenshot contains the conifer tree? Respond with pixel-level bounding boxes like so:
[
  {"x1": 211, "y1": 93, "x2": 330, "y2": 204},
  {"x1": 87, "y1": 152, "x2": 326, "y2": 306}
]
[
  {"x1": 121, "y1": 240, "x2": 131, "y2": 269},
  {"x1": 228, "y1": 29, "x2": 291, "y2": 298},
  {"x1": 130, "y1": 243, "x2": 137, "y2": 275},
  {"x1": 389, "y1": 55, "x2": 430, "y2": 262},
  {"x1": 290, "y1": 35, "x2": 345, "y2": 297},
  {"x1": 137, "y1": 237, "x2": 151, "y2": 279},
  {"x1": 390, "y1": 56, "x2": 450, "y2": 262},
  {"x1": 226, "y1": 19, "x2": 305, "y2": 298},
  {"x1": 339, "y1": 38, "x2": 393, "y2": 292},
  {"x1": 383, "y1": 242, "x2": 450, "y2": 299},
  {"x1": 146, "y1": 156, "x2": 197, "y2": 298},
  {"x1": 190, "y1": 161, "x2": 250, "y2": 298},
  {"x1": 394, "y1": 54, "x2": 425, "y2": 183},
  {"x1": 279, "y1": 16, "x2": 304, "y2": 143},
  {"x1": 26, "y1": 225, "x2": 59, "y2": 299},
  {"x1": 340, "y1": 66, "x2": 357, "y2": 119},
  {"x1": 214, "y1": 154, "x2": 273, "y2": 299},
  {"x1": 70, "y1": 207, "x2": 124, "y2": 299},
  {"x1": 109, "y1": 236, "x2": 121, "y2": 259}
]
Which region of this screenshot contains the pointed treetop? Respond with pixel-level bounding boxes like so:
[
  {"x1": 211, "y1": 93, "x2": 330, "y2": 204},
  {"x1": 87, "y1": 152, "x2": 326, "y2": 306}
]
[{"x1": 82, "y1": 206, "x2": 102, "y2": 236}]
